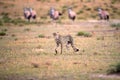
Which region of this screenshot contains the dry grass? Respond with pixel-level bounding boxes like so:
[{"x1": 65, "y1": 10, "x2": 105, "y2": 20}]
[
  {"x1": 0, "y1": 21, "x2": 120, "y2": 80},
  {"x1": 0, "y1": 1, "x2": 119, "y2": 79}
]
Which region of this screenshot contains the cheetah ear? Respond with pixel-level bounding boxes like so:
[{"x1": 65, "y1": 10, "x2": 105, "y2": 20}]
[{"x1": 53, "y1": 32, "x2": 57, "y2": 36}]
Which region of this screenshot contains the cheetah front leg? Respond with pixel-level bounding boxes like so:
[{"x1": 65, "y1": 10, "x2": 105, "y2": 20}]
[
  {"x1": 55, "y1": 43, "x2": 60, "y2": 55},
  {"x1": 60, "y1": 43, "x2": 63, "y2": 54}
]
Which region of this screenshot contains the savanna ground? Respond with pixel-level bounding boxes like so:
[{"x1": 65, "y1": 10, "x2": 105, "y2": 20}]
[
  {"x1": 0, "y1": 0, "x2": 120, "y2": 80},
  {"x1": 0, "y1": 20, "x2": 120, "y2": 80}
]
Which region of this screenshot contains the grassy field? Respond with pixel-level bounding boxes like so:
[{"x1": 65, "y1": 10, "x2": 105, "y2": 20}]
[
  {"x1": 0, "y1": 0, "x2": 120, "y2": 80},
  {"x1": 0, "y1": 20, "x2": 120, "y2": 80}
]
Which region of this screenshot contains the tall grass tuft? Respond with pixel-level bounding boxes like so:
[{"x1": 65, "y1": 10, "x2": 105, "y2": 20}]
[
  {"x1": 2, "y1": 15, "x2": 12, "y2": 23},
  {"x1": 77, "y1": 31, "x2": 92, "y2": 37},
  {"x1": 38, "y1": 34, "x2": 45, "y2": 38},
  {"x1": 86, "y1": 7, "x2": 91, "y2": 11},
  {"x1": 0, "y1": 31, "x2": 6, "y2": 36},
  {"x1": 0, "y1": 20, "x2": 3, "y2": 26},
  {"x1": 107, "y1": 62, "x2": 120, "y2": 74},
  {"x1": 111, "y1": 23, "x2": 120, "y2": 28},
  {"x1": 0, "y1": 28, "x2": 7, "y2": 36},
  {"x1": 77, "y1": 10, "x2": 84, "y2": 14}
]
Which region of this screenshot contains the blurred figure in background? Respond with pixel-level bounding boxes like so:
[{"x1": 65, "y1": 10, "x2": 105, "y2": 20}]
[{"x1": 68, "y1": 8, "x2": 76, "y2": 21}]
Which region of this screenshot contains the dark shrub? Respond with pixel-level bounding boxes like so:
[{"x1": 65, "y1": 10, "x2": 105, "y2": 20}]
[
  {"x1": 38, "y1": 34, "x2": 45, "y2": 38},
  {"x1": 77, "y1": 31, "x2": 92, "y2": 37},
  {"x1": 107, "y1": 62, "x2": 120, "y2": 74},
  {"x1": 0, "y1": 31, "x2": 6, "y2": 36}
]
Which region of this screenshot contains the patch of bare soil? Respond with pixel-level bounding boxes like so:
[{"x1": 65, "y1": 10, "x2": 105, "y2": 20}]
[{"x1": 91, "y1": 73, "x2": 120, "y2": 79}]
